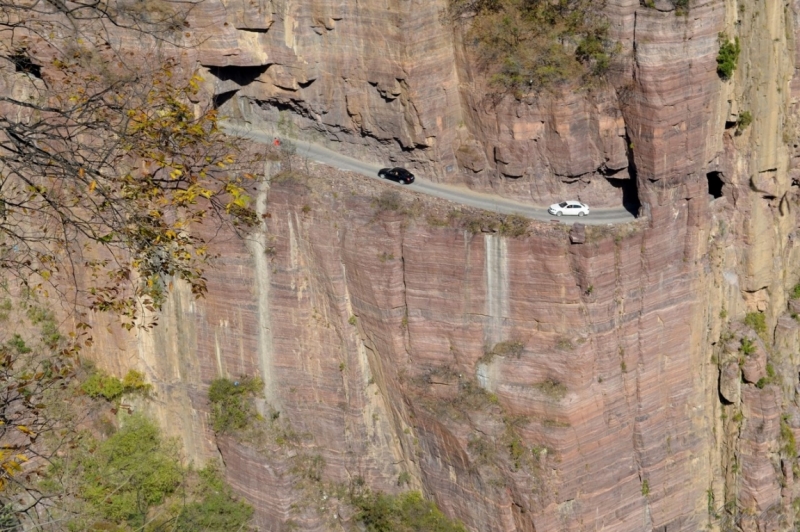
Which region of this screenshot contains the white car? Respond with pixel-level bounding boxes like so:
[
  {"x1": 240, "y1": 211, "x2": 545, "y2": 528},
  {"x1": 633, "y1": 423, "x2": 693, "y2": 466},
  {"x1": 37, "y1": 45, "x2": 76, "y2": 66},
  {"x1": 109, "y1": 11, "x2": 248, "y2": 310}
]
[{"x1": 548, "y1": 200, "x2": 590, "y2": 217}]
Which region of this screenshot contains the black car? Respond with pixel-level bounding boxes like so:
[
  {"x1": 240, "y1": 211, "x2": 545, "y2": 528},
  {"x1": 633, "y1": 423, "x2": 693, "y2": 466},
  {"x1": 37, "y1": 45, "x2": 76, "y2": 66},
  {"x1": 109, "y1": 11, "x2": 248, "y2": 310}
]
[{"x1": 378, "y1": 167, "x2": 415, "y2": 184}]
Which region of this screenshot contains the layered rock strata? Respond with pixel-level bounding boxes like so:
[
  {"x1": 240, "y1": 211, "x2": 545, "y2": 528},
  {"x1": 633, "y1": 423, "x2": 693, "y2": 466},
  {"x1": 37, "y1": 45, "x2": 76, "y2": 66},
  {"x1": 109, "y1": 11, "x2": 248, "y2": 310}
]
[{"x1": 69, "y1": 0, "x2": 800, "y2": 531}]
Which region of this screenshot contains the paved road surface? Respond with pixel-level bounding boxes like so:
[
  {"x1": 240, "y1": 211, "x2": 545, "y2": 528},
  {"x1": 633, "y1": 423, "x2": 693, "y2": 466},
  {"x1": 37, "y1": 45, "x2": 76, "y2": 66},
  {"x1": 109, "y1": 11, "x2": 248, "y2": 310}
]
[{"x1": 223, "y1": 122, "x2": 638, "y2": 226}]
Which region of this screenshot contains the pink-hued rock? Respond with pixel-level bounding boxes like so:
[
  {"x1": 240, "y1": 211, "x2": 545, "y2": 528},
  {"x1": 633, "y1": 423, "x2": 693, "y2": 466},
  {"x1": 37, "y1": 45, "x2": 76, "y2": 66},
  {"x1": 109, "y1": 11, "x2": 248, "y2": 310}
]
[
  {"x1": 738, "y1": 385, "x2": 782, "y2": 516},
  {"x1": 741, "y1": 338, "x2": 768, "y2": 385},
  {"x1": 20, "y1": 0, "x2": 800, "y2": 529},
  {"x1": 720, "y1": 361, "x2": 741, "y2": 404},
  {"x1": 569, "y1": 223, "x2": 586, "y2": 244}
]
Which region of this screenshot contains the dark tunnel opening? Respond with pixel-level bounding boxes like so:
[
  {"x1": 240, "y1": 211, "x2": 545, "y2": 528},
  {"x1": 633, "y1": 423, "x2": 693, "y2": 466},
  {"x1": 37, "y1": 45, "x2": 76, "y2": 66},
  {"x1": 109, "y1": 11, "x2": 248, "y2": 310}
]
[
  {"x1": 607, "y1": 177, "x2": 641, "y2": 217},
  {"x1": 706, "y1": 171, "x2": 724, "y2": 199}
]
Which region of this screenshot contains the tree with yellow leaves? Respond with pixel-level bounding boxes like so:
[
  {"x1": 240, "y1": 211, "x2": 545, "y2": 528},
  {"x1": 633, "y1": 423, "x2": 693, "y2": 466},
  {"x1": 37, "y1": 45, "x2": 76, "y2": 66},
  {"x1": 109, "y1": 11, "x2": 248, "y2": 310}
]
[
  {"x1": 0, "y1": 48, "x2": 259, "y2": 328},
  {"x1": 0, "y1": 0, "x2": 262, "y2": 525}
]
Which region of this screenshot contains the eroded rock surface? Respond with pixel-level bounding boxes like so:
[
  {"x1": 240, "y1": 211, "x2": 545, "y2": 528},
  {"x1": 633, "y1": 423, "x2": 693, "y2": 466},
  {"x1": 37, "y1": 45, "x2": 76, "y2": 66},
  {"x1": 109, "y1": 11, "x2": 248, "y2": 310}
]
[{"x1": 68, "y1": 0, "x2": 800, "y2": 530}]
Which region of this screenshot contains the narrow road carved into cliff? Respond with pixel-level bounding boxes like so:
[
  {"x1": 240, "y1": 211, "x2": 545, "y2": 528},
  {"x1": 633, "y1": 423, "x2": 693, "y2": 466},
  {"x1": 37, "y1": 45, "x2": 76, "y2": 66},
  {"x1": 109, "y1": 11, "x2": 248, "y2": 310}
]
[{"x1": 223, "y1": 122, "x2": 638, "y2": 226}]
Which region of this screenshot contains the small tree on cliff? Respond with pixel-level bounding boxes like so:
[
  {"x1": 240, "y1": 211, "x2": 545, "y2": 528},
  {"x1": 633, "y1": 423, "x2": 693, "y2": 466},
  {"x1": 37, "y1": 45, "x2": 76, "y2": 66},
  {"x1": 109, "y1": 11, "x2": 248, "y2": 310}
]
[
  {"x1": 0, "y1": 0, "x2": 261, "y2": 525},
  {"x1": 0, "y1": 0, "x2": 260, "y2": 328}
]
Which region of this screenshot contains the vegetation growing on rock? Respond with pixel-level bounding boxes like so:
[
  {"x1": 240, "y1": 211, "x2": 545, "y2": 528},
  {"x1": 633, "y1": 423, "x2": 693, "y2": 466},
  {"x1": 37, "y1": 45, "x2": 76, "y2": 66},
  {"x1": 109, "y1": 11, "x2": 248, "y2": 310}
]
[
  {"x1": 448, "y1": 0, "x2": 616, "y2": 91},
  {"x1": 716, "y1": 35, "x2": 741, "y2": 80},
  {"x1": 45, "y1": 414, "x2": 254, "y2": 531},
  {"x1": 208, "y1": 376, "x2": 264, "y2": 434},
  {"x1": 744, "y1": 312, "x2": 767, "y2": 341},
  {"x1": 480, "y1": 340, "x2": 524, "y2": 364},
  {"x1": 353, "y1": 489, "x2": 467, "y2": 532},
  {"x1": 642, "y1": 0, "x2": 690, "y2": 16},
  {"x1": 0, "y1": 296, "x2": 252, "y2": 530},
  {"x1": 791, "y1": 283, "x2": 800, "y2": 299},
  {"x1": 736, "y1": 111, "x2": 753, "y2": 133},
  {"x1": 81, "y1": 368, "x2": 152, "y2": 401}
]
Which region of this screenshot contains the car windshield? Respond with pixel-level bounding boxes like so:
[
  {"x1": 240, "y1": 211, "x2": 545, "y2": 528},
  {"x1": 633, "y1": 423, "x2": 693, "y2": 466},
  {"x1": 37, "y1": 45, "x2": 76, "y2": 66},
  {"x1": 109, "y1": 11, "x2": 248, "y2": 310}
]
[{"x1": 558, "y1": 202, "x2": 567, "y2": 207}]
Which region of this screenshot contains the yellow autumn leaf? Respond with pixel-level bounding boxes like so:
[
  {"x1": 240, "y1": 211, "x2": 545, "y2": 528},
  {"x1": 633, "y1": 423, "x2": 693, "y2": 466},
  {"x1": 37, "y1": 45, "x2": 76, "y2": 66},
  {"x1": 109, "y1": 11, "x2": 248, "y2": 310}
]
[
  {"x1": 89, "y1": 180, "x2": 96, "y2": 192},
  {"x1": 2, "y1": 461, "x2": 21, "y2": 475}
]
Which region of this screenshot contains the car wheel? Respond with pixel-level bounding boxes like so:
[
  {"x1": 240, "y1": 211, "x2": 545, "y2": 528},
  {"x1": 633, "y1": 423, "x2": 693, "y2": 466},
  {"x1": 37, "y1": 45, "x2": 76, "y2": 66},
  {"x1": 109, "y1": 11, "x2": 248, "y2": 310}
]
[
  {"x1": 579, "y1": 211, "x2": 585, "y2": 217},
  {"x1": 556, "y1": 211, "x2": 562, "y2": 217}
]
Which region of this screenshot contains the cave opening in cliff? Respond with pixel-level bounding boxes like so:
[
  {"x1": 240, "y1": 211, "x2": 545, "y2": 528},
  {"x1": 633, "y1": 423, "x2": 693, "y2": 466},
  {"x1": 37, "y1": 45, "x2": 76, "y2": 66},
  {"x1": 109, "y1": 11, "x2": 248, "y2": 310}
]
[
  {"x1": 205, "y1": 64, "x2": 270, "y2": 87},
  {"x1": 706, "y1": 171, "x2": 724, "y2": 199},
  {"x1": 213, "y1": 90, "x2": 238, "y2": 109},
  {"x1": 607, "y1": 177, "x2": 640, "y2": 217}
]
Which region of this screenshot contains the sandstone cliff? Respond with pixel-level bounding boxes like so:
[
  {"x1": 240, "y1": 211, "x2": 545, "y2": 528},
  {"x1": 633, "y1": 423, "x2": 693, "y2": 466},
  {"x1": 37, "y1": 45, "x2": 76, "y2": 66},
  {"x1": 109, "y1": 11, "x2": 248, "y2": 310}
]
[{"x1": 68, "y1": 0, "x2": 800, "y2": 530}]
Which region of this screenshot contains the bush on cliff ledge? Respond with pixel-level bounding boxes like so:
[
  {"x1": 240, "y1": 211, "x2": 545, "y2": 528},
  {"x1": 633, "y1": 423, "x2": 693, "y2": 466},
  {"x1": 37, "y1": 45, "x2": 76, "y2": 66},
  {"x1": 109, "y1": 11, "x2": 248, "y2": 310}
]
[
  {"x1": 354, "y1": 490, "x2": 467, "y2": 532},
  {"x1": 81, "y1": 368, "x2": 152, "y2": 402},
  {"x1": 717, "y1": 35, "x2": 740, "y2": 80},
  {"x1": 208, "y1": 376, "x2": 264, "y2": 434},
  {"x1": 448, "y1": 0, "x2": 616, "y2": 91},
  {"x1": 43, "y1": 414, "x2": 253, "y2": 531}
]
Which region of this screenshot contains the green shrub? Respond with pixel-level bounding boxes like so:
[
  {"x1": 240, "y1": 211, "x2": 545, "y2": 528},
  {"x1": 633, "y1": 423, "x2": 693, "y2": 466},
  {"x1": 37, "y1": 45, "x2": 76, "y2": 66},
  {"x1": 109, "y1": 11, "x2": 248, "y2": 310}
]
[
  {"x1": 122, "y1": 369, "x2": 150, "y2": 391},
  {"x1": 81, "y1": 369, "x2": 151, "y2": 402},
  {"x1": 353, "y1": 490, "x2": 467, "y2": 532},
  {"x1": 739, "y1": 337, "x2": 756, "y2": 356},
  {"x1": 791, "y1": 283, "x2": 800, "y2": 299},
  {"x1": 81, "y1": 372, "x2": 125, "y2": 401},
  {"x1": 81, "y1": 414, "x2": 183, "y2": 526},
  {"x1": 576, "y1": 31, "x2": 611, "y2": 75},
  {"x1": 736, "y1": 111, "x2": 752, "y2": 132},
  {"x1": 756, "y1": 362, "x2": 779, "y2": 389},
  {"x1": 208, "y1": 376, "x2": 263, "y2": 434},
  {"x1": 25, "y1": 304, "x2": 62, "y2": 346},
  {"x1": 716, "y1": 36, "x2": 740, "y2": 80},
  {"x1": 534, "y1": 378, "x2": 567, "y2": 400},
  {"x1": 0, "y1": 299, "x2": 11, "y2": 322},
  {"x1": 498, "y1": 214, "x2": 529, "y2": 237},
  {"x1": 50, "y1": 414, "x2": 253, "y2": 531},
  {"x1": 781, "y1": 415, "x2": 797, "y2": 458},
  {"x1": 174, "y1": 466, "x2": 254, "y2": 531},
  {"x1": 744, "y1": 312, "x2": 767, "y2": 339},
  {"x1": 5, "y1": 334, "x2": 31, "y2": 354}
]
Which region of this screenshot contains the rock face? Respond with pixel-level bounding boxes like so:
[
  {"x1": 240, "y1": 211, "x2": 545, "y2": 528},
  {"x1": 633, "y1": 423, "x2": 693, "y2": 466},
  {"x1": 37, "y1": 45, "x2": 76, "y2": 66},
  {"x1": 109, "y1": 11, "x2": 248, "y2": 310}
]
[
  {"x1": 157, "y1": 0, "x2": 645, "y2": 207},
  {"x1": 72, "y1": 0, "x2": 800, "y2": 530}
]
